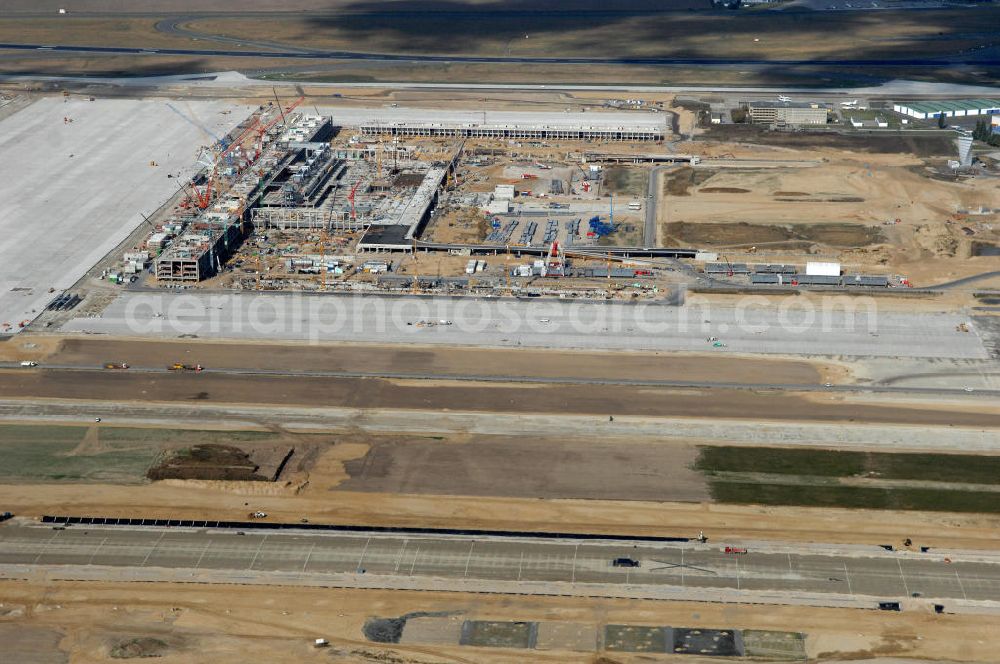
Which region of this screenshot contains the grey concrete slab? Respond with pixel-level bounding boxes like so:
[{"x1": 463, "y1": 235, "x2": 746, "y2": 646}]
[
  {"x1": 250, "y1": 540, "x2": 315, "y2": 572},
  {"x1": 461, "y1": 541, "x2": 533, "y2": 581},
  {"x1": 349, "y1": 537, "x2": 411, "y2": 575},
  {"x1": 0, "y1": 98, "x2": 248, "y2": 328},
  {"x1": 897, "y1": 559, "x2": 968, "y2": 599},
  {"x1": 193, "y1": 537, "x2": 261, "y2": 570},
  {"x1": 957, "y1": 563, "x2": 1000, "y2": 601},
  {"x1": 300, "y1": 536, "x2": 368, "y2": 573},
  {"x1": 410, "y1": 539, "x2": 480, "y2": 578},
  {"x1": 145, "y1": 534, "x2": 216, "y2": 569},
  {"x1": 516, "y1": 544, "x2": 578, "y2": 583},
  {"x1": 844, "y1": 558, "x2": 909, "y2": 597}
]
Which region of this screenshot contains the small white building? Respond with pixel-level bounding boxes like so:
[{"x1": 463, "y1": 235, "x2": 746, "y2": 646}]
[
  {"x1": 493, "y1": 184, "x2": 515, "y2": 201},
  {"x1": 146, "y1": 232, "x2": 169, "y2": 251},
  {"x1": 486, "y1": 199, "x2": 510, "y2": 214},
  {"x1": 806, "y1": 261, "x2": 841, "y2": 277}
]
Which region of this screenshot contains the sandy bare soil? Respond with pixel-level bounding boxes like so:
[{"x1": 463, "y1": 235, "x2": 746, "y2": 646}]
[
  {"x1": 660, "y1": 147, "x2": 1000, "y2": 285},
  {"x1": 1, "y1": 579, "x2": 999, "y2": 663}
]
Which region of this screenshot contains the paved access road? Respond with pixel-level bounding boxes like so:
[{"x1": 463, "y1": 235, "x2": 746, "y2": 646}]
[{"x1": 1, "y1": 521, "x2": 997, "y2": 607}]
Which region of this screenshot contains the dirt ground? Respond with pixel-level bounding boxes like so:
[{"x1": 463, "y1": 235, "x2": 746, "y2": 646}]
[
  {"x1": 659, "y1": 147, "x2": 1000, "y2": 284},
  {"x1": 340, "y1": 435, "x2": 709, "y2": 503},
  {"x1": 146, "y1": 443, "x2": 294, "y2": 482},
  {"x1": 602, "y1": 167, "x2": 648, "y2": 198},
  {"x1": 2, "y1": 577, "x2": 1000, "y2": 663},
  {"x1": 424, "y1": 207, "x2": 490, "y2": 244}
]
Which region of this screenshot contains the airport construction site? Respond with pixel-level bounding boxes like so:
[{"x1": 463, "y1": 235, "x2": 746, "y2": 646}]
[
  {"x1": 101, "y1": 102, "x2": 684, "y2": 301},
  {"x1": 116, "y1": 112, "x2": 929, "y2": 303},
  {"x1": 1, "y1": 87, "x2": 999, "y2": 338},
  {"x1": 2, "y1": 83, "x2": 1000, "y2": 664}
]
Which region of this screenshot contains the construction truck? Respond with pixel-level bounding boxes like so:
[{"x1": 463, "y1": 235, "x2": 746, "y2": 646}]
[
  {"x1": 104, "y1": 362, "x2": 130, "y2": 370},
  {"x1": 168, "y1": 363, "x2": 203, "y2": 372}
]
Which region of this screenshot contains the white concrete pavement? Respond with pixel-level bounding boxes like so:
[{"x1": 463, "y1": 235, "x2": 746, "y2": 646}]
[{"x1": 0, "y1": 97, "x2": 249, "y2": 329}]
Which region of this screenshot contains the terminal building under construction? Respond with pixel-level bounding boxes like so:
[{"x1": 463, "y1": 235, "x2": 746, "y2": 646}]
[{"x1": 360, "y1": 121, "x2": 665, "y2": 142}]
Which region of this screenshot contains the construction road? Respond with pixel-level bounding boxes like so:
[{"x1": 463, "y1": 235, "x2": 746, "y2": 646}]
[
  {"x1": 0, "y1": 397, "x2": 998, "y2": 453},
  {"x1": 1, "y1": 520, "x2": 997, "y2": 611}
]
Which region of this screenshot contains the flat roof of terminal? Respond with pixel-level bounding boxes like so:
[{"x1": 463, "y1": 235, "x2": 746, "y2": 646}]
[
  {"x1": 899, "y1": 99, "x2": 1000, "y2": 113},
  {"x1": 320, "y1": 106, "x2": 667, "y2": 130},
  {"x1": 362, "y1": 121, "x2": 663, "y2": 132}
]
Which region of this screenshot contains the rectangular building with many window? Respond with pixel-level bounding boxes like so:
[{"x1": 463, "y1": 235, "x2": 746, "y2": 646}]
[{"x1": 744, "y1": 101, "x2": 827, "y2": 127}]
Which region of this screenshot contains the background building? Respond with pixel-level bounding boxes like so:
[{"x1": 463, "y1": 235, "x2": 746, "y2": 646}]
[{"x1": 893, "y1": 99, "x2": 1000, "y2": 120}]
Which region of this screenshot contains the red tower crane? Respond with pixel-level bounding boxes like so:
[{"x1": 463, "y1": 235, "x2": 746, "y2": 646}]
[
  {"x1": 544, "y1": 240, "x2": 565, "y2": 277},
  {"x1": 253, "y1": 95, "x2": 305, "y2": 155}
]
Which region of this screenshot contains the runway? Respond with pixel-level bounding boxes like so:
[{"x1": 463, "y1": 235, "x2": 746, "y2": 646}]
[{"x1": 1, "y1": 520, "x2": 998, "y2": 610}]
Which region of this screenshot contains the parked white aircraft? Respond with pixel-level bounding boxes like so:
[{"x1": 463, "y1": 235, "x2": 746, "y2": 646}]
[
  {"x1": 840, "y1": 99, "x2": 859, "y2": 107},
  {"x1": 777, "y1": 95, "x2": 792, "y2": 102}
]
